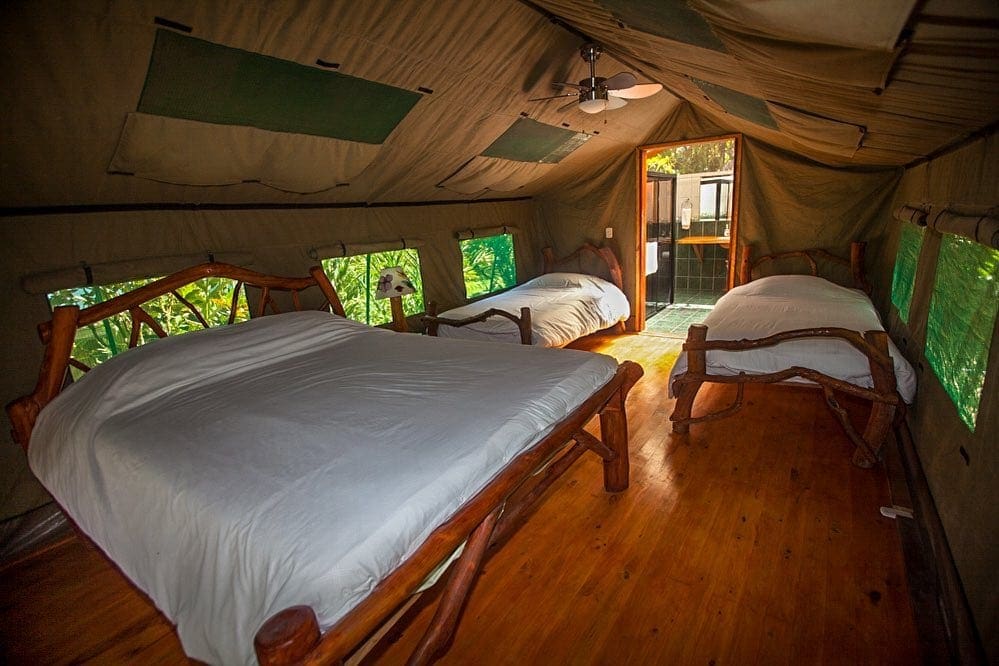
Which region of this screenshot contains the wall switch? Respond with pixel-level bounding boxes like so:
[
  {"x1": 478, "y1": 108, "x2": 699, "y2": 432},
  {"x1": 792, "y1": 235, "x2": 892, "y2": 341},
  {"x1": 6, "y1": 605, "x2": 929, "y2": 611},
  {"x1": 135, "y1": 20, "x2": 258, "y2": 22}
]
[{"x1": 605, "y1": 227, "x2": 613, "y2": 238}]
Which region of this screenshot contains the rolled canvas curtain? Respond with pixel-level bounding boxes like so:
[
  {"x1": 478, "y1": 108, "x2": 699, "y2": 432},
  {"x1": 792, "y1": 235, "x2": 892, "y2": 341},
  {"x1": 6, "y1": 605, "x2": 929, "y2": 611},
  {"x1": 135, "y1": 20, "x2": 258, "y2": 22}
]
[
  {"x1": 925, "y1": 205, "x2": 999, "y2": 249},
  {"x1": 21, "y1": 251, "x2": 256, "y2": 294},
  {"x1": 894, "y1": 202, "x2": 998, "y2": 249},
  {"x1": 310, "y1": 238, "x2": 425, "y2": 260},
  {"x1": 455, "y1": 225, "x2": 519, "y2": 240},
  {"x1": 893, "y1": 203, "x2": 931, "y2": 225}
]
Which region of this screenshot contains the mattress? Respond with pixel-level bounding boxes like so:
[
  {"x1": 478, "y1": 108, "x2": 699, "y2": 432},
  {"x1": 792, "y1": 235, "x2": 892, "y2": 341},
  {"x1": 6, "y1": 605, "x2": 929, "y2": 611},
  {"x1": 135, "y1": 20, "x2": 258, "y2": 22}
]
[
  {"x1": 28, "y1": 311, "x2": 618, "y2": 665},
  {"x1": 436, "y1": 272, "x2": 630, "y2": 347},
  {"x1": 667, "y1": 275, "x2": 917, "y2": 403}
]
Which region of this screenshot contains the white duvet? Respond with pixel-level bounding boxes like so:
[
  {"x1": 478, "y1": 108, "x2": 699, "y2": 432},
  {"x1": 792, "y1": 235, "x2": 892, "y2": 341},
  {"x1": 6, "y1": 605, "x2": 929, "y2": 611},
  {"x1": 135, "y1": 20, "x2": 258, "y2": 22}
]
[
  {"x1": 28, "y1": 311, "x2": 618, "y2": 665},
  {"x1": 668, "y1": 275, "x2": 917, "y2": 403},
  {"x1": 436, "y1": 272, "x2": 630, "y2": 347}
]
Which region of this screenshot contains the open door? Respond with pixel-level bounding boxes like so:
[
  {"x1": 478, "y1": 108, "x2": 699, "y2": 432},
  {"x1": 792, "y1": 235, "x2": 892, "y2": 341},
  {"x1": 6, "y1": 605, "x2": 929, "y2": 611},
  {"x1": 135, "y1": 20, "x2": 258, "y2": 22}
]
[{"x1": 635, "y1": 135, "x2": 741, "y2": 330}]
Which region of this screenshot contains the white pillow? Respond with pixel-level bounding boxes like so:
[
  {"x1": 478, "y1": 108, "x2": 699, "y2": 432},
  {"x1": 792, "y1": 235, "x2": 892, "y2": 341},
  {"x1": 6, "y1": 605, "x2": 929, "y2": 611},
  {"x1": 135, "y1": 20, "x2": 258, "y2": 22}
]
[{"x1": 527, "y1": 272, "x2": 583, "y2": 288}]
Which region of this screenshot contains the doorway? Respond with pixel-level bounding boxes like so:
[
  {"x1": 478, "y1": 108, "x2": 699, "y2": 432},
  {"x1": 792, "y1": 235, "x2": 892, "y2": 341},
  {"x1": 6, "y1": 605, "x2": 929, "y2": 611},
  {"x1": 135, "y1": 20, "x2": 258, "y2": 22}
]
[{"x1": 636, "y1": 136, "x2": 740, "y2": 334}]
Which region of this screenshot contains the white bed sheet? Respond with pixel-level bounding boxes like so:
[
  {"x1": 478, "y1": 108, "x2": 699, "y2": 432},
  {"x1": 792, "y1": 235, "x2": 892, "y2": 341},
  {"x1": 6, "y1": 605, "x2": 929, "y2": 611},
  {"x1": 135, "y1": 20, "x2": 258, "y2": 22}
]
[
  {"x1": 436, "y1": 272, "x2": 630, "y2": 347},
  {"x1": 28, "y1": 311, "x2": 618, "y2": 665},
  {"x1": 667, "y1": 275, "x2": 917, "y2": 403}
]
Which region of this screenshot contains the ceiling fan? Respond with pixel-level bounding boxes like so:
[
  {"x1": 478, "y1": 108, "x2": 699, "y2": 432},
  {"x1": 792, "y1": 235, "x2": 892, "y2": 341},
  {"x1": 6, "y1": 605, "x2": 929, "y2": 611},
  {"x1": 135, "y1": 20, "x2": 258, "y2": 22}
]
[{"x1": 530, "y1": 43, "x2": 663, "y2": 114}]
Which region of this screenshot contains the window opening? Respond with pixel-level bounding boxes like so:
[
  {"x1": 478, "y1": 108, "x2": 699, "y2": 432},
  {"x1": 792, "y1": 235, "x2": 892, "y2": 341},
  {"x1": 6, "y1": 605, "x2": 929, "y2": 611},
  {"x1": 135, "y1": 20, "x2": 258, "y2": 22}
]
[
  {"x1": 322, "y1": 248, "x2": 424, "y2": 325},
  {"x1": 459, "y1": 233, "x2": 516, "y2": 299},
  {"x1": 890, "y1": 223, "x2": 925, "y2": 324},
  {"x1": 48, "y1": 276, "x2": 249, "y2": 379},
  {"x1": 925, "y1": 235, "x2": 999, "y2": 431}
]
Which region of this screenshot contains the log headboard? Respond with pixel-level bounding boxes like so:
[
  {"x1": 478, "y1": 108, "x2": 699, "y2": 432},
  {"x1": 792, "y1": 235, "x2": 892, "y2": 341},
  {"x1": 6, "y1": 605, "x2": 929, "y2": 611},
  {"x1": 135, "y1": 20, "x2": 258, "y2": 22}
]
[
  {"x1": 7, "y1": 262, "x2": 345, "y2": 451},
  {"x1": 542, "y1": 243, "x2": 624, "y2": 290},
  {"x1": 738, "y1": 241, "x2": 870, "y2": 293}
]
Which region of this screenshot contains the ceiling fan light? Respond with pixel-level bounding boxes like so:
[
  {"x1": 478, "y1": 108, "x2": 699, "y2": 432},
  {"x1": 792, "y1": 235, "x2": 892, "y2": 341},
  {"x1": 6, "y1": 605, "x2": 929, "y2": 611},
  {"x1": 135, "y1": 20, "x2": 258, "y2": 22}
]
[
  {"x1": 605, "y1": 95, "x2": 627, "y2": 110},
  {"x1": 579, "y1": 97, "x2": 607, "y2": 113}
]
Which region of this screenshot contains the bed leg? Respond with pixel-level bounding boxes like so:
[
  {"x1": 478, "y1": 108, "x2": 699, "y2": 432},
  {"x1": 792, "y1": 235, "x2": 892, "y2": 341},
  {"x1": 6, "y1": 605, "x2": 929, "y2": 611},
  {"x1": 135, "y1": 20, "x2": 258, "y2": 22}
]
[
  {"x1": 254, "y1": 605, "x2": 321, "y2": 666},
  {"x1": 670, "y1": 325, "x2": 707, "y2": 434},
  {"x1": 407, "y1": 507, "x2": 502, "y2": 665}
]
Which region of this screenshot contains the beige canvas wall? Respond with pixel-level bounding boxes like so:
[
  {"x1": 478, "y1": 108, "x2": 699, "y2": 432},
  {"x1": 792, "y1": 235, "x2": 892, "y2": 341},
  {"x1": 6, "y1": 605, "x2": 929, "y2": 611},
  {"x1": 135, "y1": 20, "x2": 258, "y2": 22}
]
[
  {"x1": 879, "y1": 130, "x2": 998, "y2": 661},
  {"x1": 0, "y1": 199, "x2": 544, "y2": 534}
]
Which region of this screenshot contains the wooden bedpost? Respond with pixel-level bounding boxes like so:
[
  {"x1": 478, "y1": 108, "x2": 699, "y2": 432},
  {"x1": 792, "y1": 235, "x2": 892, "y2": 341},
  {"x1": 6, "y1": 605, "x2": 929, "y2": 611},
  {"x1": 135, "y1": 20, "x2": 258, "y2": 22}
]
[
  {"x1": 738, "y1": 244, "x2": 753, "y2": 285},
  {"x1": 425, "y1": 302, "x2": 440, "y2": 336},
  {"x1": 599, "y1": 360, "x2": 643, "y2": 492},
  {"x1": 7, "y1": 305, "x2": 79, "y2": 451},
  {"x1": 541, "y1": 246, "x2": 556, "y2": 274},
  {"x1": 670, "y1": 324, "x2": 708, "y2": 434},
  {"x1": 254, "y1": 606, "x2": 321, "y2": 666},
  {"x1": 854, "y1": 330, "x2": 898, "y2": 467},
  {"x1": 518, "y1": 307, "x2": 532, "y2": 345},
  {"x1": 850, "y1": 242, "x2": 872, "y2": 293}
]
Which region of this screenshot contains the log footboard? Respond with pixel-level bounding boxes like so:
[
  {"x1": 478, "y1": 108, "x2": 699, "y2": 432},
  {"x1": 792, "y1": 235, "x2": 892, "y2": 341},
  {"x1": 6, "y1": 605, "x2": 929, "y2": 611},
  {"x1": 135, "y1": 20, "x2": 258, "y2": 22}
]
[
  {"x1": 670, "y1": 324, "x2": 900, "y2": 467},
  {"x1": 255, "y1": 361, "x2": 643, "y2": 666},
  {"x1": 423, "y1": 302, "x2": 533, "y2": 345}
]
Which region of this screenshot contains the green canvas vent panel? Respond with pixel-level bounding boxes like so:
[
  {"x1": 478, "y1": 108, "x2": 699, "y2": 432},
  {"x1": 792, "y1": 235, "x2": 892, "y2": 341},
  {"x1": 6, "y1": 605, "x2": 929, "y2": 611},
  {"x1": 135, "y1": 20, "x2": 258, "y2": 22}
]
[
  {"x1": 890, "y1": 223, "x2": 925, "y2": 324},
  {"x1": 138, "y1": 29, "x2": 421, "y2": 143},
  {"x1": 692, "y1": 79, "x2": 778, "y2": 129},
  {"x1": 597, "y1": 0, "x2": 726, "y2": 52},
  {"x1": 925, "y1": 235, "x2": 999, "y2": 431},
  {"x1": 481, "y1": 118, "x2": 588, "y2": 164}
]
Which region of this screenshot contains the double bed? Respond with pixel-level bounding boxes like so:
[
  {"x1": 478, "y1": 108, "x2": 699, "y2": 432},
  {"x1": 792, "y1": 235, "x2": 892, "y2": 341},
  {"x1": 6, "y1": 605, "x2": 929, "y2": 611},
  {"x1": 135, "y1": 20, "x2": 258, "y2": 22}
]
[
  {"x1": 424, "y1": 243, "x2": 630, "y2": 347},
  {"x1": 668, "y1": 242, "x2": 916, "y2": 467},
  {"x1": 8, "y1": 262, "x2": 642, "y2": 665}
]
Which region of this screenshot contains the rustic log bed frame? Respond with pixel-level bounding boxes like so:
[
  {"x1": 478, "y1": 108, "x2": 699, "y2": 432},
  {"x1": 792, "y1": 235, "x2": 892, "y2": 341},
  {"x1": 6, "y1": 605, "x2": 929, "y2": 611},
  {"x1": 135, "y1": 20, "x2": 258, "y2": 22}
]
[
  {"x1": 6, "y1": 261, "x2": 643, "y2": 665},
  {"x1": 669, "y1": 242, "x2": 901, "y2": 468},
  {"x1": 423, "y1": 242, "x2": 626, "y2": 345}
]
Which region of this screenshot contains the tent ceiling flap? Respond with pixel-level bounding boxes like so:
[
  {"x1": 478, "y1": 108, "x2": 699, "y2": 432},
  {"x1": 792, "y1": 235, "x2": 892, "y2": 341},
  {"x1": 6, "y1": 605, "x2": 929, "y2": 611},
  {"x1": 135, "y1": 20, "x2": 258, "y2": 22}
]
[
  {"x1": 597, "y1": 0, "x2": 727, "y2": 52},
  {"x1": 138, "y1": 29, "x2": 422, "y2": 144},
  {"x1": 480, "y1": 118, "x2": 590, "y2": 164},
  {"x1": 692, "y1": 79, "x2": 778, "y2": 129}
]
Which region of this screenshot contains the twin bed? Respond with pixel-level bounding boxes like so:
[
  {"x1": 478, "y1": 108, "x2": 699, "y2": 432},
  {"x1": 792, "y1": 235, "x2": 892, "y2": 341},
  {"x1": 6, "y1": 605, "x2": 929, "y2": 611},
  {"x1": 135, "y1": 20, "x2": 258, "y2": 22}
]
[
  {"x1": 8, "y1": 262, "x2": 642, "y2": 665},
  {"x1": 668, "y1": 242, "x2": 916, "y2": 466},
  {"x1": 423, "y1": 243, "x2": 630, "y2": 347}
]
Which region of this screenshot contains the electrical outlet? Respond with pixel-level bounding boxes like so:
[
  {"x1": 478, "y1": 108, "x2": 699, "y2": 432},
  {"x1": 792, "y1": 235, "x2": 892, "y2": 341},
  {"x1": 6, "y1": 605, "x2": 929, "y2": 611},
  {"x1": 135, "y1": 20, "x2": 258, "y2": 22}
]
[{"x1": 605, "y1": 227, "x2": 613, "y2": 239}]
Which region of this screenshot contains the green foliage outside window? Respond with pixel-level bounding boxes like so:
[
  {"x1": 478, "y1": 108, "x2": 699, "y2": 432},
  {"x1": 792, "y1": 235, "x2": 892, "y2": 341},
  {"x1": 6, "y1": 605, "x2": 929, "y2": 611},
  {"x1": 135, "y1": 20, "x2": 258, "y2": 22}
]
[
  {"x1": 48, "y1": 277, "x2": 250, "y2": 379},
  {"x1": 322, "y1": 249, "x2": 424, "y2": 325},
  {"x1": 890, "y1": 223, "x2": 925, "y2": 324},
  {"x1": 460, "y1": 233, "x2": 516, "y2": 299},
  {"x1": 925, "y1": 235, "x2": 999, "y2": 431}
]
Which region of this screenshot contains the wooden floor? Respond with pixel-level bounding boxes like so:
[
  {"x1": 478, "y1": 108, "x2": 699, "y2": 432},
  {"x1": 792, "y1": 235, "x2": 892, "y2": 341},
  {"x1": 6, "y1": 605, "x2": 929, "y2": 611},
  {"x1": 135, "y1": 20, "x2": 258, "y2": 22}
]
[{"x1": 0, "y1": 332, "x2": 921, "y2": 665}]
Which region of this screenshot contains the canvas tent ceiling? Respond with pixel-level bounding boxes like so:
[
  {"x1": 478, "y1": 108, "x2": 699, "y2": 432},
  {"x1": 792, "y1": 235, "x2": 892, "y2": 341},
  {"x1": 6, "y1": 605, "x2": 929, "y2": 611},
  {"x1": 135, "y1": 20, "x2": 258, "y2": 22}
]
[{"x1": 2, "y1": 0, "x2": 997, "y2": 209}]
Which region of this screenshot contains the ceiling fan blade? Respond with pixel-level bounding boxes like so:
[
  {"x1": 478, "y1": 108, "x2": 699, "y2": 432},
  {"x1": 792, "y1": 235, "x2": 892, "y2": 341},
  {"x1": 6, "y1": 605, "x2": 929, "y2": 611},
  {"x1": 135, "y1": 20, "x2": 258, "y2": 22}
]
[
  {"x1": 608, "y1": 83, "x2": 664, "y2": 99},
  {"x1": 529, "y1": 92, "x2": 579, "y2": 102},
  {"x1": 554, "y1": 81, "x2": 586, "y2": 90},
  {"x1": 556, "y1": 99, "x2": 579, "y2": 113},
  {"x1": 603, "y1": 71, "x2": 638, "y2": 90}
]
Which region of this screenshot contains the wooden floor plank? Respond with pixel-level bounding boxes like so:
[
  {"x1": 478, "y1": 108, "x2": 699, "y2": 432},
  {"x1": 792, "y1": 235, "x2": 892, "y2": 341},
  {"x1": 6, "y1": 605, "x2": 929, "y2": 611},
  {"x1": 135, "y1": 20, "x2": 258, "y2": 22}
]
[{"x1": 0, "y1": 331, "x2": 923, "y2": 665}]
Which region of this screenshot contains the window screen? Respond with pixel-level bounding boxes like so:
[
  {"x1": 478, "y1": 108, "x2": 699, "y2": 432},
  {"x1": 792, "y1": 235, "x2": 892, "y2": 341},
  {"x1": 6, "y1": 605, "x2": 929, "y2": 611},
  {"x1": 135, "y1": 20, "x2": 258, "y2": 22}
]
[
  {"x1": 890, "y1": 223, "x2": 925, "y2": 324},
  {"x1": 322, "y1": 249, "x2": 424, "y2": 326},
  {"x1": 460, "y1": 234, "x2": 516, "y2": 299},
  {"x1": 925, "y1": 235, "x2": 999, "y2": 431},
  {"x1": 48, "y1": 277, "x2": 249, "y2": 378}
]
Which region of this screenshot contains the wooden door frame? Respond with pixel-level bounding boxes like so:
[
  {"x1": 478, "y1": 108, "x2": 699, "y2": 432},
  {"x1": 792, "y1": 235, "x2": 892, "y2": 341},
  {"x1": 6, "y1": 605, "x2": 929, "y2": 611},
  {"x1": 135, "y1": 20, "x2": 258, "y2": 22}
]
[{"x1": 633, "y1": 134, "x2": 742, "y2": 331}]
